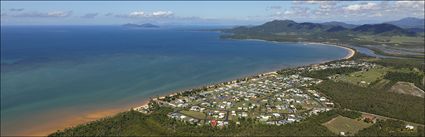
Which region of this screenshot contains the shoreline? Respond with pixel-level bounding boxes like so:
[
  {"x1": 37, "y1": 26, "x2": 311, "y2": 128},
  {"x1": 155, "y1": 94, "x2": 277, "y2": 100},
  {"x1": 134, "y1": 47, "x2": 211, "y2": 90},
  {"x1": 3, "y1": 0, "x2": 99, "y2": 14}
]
[
  {"x1": 21, "y1": 41, "x2": 356, "y2": 136},
  {"x1": 238, "y1": 38, "x2": 355, "y2": 60},
  {"x1": 133, "y1": 41, "x2": 356, "y2": 108}
]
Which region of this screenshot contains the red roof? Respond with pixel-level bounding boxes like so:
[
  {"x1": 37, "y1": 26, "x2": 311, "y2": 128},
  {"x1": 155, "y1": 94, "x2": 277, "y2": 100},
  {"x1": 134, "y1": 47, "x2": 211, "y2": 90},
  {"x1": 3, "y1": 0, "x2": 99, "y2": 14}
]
[{"x1": 211, "y1": 120, "x2": 217, "y2": 127}]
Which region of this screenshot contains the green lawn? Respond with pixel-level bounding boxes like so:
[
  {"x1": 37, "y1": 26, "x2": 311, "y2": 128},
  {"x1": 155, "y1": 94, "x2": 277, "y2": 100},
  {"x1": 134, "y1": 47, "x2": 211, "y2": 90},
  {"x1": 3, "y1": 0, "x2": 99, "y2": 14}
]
[
  {"x1": 323, "y1": 115, "x2": 373, "y2": 135},
  {"x1": 180, "y1": 110, "x2": 206, "y2": 120},
  {"x1": 335, "y1": 67, "x2": 389, "y2": 87},
  {"x1": 371, "y1": 79, "x2": 391, "y2": 89}
]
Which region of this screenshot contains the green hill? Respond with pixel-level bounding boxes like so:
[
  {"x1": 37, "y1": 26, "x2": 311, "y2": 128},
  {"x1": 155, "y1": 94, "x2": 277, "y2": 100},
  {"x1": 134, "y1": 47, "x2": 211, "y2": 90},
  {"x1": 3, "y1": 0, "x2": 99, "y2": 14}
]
[
  {"x1": 226, "y1": 20, "x2": 417, "y2": 36},
  {"x1": 223, "y1": 20, "x2": 424, "y2": 56},
  {"x1": 352, "y1": 23, "x2": 415, "y2": 36}
]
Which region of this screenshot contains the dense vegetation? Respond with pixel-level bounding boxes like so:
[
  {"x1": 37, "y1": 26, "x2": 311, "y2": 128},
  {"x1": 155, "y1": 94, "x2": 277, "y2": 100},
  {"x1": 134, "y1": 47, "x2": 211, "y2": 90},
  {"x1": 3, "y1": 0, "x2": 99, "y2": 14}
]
[
  {"x1": 49, "y1": 104, "x2": 423, "y2": 136},
  {"x1": 384, "y1": 71, "x2": 424, "y2": 90},
  {"x1": 356, "y1": 119, "x2": 425, "y2": 136},
  {"x1": 224, "y1": 20, "x2": 416, "y2": 36},
  {"x1": 334, "y1": 109, "x2": 362, "y2": 119},
  {"x1": 50, "y1": 107, "x2": 343, "y2": 136},
  {"x1": 302, "y1": 67, "x2": 361, "y2": 79},
  {"x1": 371, "y1": 58, "x2": 425, "y2": 70},
  {"x1": 313, "y1": 80, "x2": 424, "y2": 124},
  {"x1": 223, "y1": 20, "x2": 424, "y2": 59}
]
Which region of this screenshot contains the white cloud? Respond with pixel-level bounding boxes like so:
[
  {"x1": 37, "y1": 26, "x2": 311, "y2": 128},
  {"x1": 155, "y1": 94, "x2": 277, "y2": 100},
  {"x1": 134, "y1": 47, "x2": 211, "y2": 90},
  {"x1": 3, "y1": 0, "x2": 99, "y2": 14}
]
[
  {"x1": 395, "y1": 1, "x2": 425, "y2": 9},
  {"x1": 270, "y1": 1, "x2": 425, "y2": 22},
  {"x1": 128, "y1": 11, "x2": 145, "y2": 17},
  {"x1": 117, "y1": 10, "x2": 174, "y2": 18},
  {"x1": 343, "y1": 2, "x2": 378, "y2": 12},
  {"x1": 47, "y1": 11, "x2": 72, "y2": 17},
  {"x1": 293, "y1": 1, "x2": 338, "y2": 7},
  {"x1": 284, "y1": 10, "x2": 293, "y2": 15},
  {"x1": 8, "y1": 11, "x2": 73, "y2": 18},
  {"x1": 371, "y1": 12, "x2": 383, "y2": 17},
  {"x1": 293, "y1": 1, "x2": 326, "y2": 5},
  {"x1": 152, "y1": 11, "x2": 173, "y2": 17}
]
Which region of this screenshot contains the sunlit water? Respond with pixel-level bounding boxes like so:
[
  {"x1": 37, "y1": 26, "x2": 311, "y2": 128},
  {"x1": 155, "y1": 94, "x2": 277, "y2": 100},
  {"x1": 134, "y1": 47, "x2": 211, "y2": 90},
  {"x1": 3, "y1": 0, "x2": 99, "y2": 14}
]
[{"x1": 1, "y1": 26, "x2": 349, "y2": 135}]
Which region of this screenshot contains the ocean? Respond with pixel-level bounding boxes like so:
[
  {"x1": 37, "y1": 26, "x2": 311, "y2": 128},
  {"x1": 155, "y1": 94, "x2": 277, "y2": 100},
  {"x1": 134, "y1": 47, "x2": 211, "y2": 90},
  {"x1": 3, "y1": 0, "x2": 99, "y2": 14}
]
[{"x1": 0, "y1": 26, "x2": 349, "y2": 135}]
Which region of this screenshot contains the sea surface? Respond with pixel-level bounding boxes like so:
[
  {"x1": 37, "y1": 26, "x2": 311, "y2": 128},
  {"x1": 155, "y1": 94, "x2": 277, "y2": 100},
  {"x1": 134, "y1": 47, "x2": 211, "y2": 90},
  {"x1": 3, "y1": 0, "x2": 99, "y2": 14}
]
[{"x1": 1, "y1": 26, "x2": 349, "y2": 135}]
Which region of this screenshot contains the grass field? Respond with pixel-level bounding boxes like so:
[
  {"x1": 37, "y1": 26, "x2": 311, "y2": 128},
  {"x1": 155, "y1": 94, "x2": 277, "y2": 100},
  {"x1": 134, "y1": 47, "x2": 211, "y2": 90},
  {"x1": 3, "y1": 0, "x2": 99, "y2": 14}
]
[
  {"x1": 371, "y1": 79, "x2": 391, "y2": 89},
  {"x1": 335, "y1": 67, "x2": 389, "y2": 87},
  {"x1": 356, "y1": 35, "x2": 425, "y2": 47},
  {"x1": 180, "y1": 110, "x2": 206, "y2": 120},
  {"x1": 323, "y1": 115, "x2": 373, "y2": 135}
]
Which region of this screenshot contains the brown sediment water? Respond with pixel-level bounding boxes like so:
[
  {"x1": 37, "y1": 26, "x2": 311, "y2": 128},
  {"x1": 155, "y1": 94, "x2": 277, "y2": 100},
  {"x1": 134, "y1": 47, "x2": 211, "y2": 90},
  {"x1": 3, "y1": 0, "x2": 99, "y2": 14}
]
[{"x1": 14, "y1": 99, "x2": 150, "y2": 136}]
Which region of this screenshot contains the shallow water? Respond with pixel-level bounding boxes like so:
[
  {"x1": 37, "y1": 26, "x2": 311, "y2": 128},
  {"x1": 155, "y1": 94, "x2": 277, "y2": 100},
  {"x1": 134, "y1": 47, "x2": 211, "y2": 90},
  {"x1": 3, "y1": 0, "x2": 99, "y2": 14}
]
[{"x1": 1, "y1": 26, "x2": 349, "y2": 135}]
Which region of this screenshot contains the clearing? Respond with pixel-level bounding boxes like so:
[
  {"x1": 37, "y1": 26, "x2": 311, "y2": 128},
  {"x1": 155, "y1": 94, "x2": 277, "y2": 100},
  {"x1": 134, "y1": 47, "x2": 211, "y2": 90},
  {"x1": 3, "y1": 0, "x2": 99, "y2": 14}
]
[
  {"x1": 334, "y1": 67, "x2": 389, "y2": 87},
  {"x1": 323, "y1": 115, "x2": 373, "y2": 136},
  {"x1": 389, "y1": 81, "x2": 424, "y2": 98},
  {"x1": 180, "y1": 110, "x2": 206, "y2": 120}
]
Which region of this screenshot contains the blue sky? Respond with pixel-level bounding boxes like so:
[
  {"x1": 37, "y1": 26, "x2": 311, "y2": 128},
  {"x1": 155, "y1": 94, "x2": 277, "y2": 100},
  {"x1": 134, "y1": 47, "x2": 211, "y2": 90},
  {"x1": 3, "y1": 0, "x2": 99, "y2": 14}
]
[{"x1": 1, "y1": 1, "x2": 424, "y2": 25}]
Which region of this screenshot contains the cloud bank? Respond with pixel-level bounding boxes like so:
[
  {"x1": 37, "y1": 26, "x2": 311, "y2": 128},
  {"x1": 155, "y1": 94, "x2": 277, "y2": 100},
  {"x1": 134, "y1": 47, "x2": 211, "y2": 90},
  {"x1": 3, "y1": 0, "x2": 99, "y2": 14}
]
[
  {"x1": 270, "y1": 1, "x2": 425, "y2": 22},
  {"x1": 5, "y1": 10, "x2": 73, "y2": 18},
  {"x1": 116, "y1": 10, "x2": 174, "y2": 18}
]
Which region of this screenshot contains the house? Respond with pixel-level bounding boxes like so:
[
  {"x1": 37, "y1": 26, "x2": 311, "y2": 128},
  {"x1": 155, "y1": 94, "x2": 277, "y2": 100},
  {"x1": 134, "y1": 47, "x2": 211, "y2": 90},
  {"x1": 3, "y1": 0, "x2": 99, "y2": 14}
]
[
  {"x1": 259, "y1": 115, "x2": 270, "y2": 121},
  {"x1": 362, "y1": 114, "x2": 377, "y2": 123},
  {"x1": 277, "y1": 120, "x2": 289, "y2": 125},
  {"x1": 231, "y1": 111, "x2": 236, "y2": 116},
  {"x1": 190, "y1": 106, "x2": 201, "y2": 111},
  {"x1": 210, "y1": 120, "x2": 217, "y2": 127},
  {"x1": 218, "y1": 112, "x2": 226, "y2": 119},
  {"x1": 180, "y1": 115, "x2": 187, "y2": 119},
  {"x1": 405, "y1": 125, "x2": 415, "y2": 130},
  {"x1": 241, "y1": 112, "x2": 248, "y2": 117}
]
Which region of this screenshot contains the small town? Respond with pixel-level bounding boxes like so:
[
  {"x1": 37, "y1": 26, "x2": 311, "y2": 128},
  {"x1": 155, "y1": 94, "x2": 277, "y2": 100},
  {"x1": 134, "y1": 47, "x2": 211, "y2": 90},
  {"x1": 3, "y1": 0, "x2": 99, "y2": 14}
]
[{"x1": 134, "y1": 60, "x2": 377, "y2": 127}]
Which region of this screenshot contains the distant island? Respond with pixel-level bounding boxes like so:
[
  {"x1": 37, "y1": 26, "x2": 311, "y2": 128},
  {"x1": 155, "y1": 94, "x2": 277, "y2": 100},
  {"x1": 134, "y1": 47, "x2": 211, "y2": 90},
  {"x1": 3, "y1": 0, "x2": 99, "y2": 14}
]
[{"x1": 122, "y1": 23, "x2": 160, "y2": 28}]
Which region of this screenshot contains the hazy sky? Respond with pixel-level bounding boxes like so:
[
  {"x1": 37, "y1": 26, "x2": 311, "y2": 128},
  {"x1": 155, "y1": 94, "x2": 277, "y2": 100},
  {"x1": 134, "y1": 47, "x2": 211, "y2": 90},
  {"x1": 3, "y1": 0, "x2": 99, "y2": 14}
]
[{"x1": 1, "y1": 1, "x2": 424, "y2": 25}]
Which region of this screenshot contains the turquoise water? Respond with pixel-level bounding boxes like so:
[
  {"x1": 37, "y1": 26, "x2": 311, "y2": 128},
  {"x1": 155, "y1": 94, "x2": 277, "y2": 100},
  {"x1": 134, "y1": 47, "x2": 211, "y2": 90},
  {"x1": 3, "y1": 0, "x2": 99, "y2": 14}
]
[{"x1": 1, "y1": 26, "x2": 349, "y2": 135}]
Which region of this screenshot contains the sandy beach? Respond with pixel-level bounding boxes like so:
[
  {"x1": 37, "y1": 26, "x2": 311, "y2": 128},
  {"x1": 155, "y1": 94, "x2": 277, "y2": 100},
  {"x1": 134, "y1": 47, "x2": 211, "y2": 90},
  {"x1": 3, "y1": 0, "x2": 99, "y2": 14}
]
[
  {"x1": 17, "y1": 42, "x2": 356, "y2": 136},
  {"x1": 242, "y1": 39, "x2": 356, "y2": 60},
  {"x1": 342, "y1": 46, "x2": 356, "y2": 59},
  {"x1": 17, "y1": 99, "x2": 149, "y2": 136}
]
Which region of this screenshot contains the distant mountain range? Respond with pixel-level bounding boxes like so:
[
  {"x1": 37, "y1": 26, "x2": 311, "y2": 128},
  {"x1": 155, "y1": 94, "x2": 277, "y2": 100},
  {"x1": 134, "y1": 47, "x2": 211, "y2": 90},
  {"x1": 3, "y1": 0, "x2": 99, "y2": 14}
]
[
  {"x1": 386, "y1": 17, "x2": 425, "y2": 29},
  {"x1": 122, "y1": 23, "x2": 159, "y2": 28},
  {"x1": 321, "y1": 21, "x2": 358, "y2": 29},
  {"x1": 229, "y1": 20, "x2": 330, "y2": 35},
  {"x1": 226, "y1": 19, "x2": 419, "y2": 36},
  {"x1": 351, "y1": 23, "x2": 415, "y2": 35}
]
